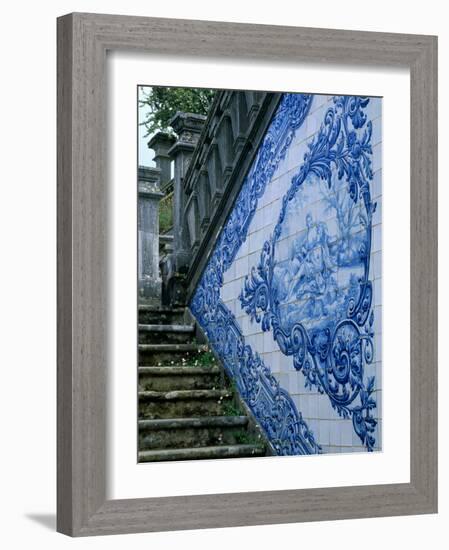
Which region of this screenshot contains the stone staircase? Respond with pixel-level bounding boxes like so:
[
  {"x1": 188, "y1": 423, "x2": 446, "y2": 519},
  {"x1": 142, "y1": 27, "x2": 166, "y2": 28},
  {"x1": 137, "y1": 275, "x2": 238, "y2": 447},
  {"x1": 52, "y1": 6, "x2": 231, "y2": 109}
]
[{"x1": 138, "y1": 305, "x2": 268, "y2": 462}]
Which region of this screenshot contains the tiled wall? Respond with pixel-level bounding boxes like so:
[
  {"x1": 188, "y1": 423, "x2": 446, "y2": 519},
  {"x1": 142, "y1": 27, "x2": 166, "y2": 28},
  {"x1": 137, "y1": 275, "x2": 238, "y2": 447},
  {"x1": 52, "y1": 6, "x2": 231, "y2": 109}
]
[{"x1": 191, "y1": 93, "x2": 382, "y2": 455}]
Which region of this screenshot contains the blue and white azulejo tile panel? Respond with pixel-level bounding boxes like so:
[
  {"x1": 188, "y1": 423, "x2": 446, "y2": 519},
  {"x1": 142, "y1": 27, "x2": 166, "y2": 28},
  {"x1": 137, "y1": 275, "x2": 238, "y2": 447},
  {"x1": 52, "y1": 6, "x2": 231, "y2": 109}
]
[{"x1": 190, "y1": 93, "x2": 382, "y2": 455}]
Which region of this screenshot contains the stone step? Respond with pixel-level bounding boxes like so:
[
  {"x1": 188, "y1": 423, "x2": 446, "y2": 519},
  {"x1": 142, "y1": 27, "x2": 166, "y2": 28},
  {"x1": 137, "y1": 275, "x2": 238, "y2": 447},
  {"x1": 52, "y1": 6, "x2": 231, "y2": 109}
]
[
  {"x1": 138, "y1": 389, "x2": 233, "y2": 419},
  {"x1": 140, "y1": 324, "x2": 195, "y2": 333},
  {"x1": 138, "y1": 365, "x2": 222, "y2": 391},
  {"x1": 139, "y1": 365, "x2": 220, "y2": 374},
  {"x1": 138, "y1": 343, "x2": 208, "y2": 365},
  {"x1": 136, "y1": 305, "x2": 270, "y2": 462},
  {"x1": 138, "y1": 305, "x2": 186, "y2": 325},
  {"x1": 138, "y1": 444, "x2": 266, "y2": 463},
  {"x1": 138, "y1": 323, "x2": 195, "y2": 344},
  {"x1": 139, "y1": 415, "x2": 250, "y2": 449}
]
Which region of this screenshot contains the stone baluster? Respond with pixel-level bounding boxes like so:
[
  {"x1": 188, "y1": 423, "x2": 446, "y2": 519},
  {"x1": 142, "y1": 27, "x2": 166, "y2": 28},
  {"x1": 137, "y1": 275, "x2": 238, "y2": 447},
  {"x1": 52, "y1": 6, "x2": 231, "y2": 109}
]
[
  {"x1": 147, "y1": 131, "x2": 176, "y2": 193},
  {"x1": 138, "y1": 165, "x2": 164, "y2": 305},
  {"x1": 168, "y1": 112, "x2": 206, "y2": 273}
]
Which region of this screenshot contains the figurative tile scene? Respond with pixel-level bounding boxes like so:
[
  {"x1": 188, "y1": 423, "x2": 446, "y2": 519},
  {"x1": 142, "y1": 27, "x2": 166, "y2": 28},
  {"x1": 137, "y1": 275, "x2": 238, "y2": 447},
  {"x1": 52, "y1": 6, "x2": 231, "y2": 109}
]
[{"x1": 138, "y1": 86, "x2": 382, "y2": 462}]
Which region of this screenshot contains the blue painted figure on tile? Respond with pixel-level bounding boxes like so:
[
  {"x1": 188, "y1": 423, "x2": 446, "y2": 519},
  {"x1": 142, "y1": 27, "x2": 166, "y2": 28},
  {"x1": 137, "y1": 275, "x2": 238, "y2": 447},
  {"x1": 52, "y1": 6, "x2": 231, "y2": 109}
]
[
  {"x1": 240, "y1": 96, "x2": 378, "y2": 451},
  {"x1": 275, "y1": 172, "x2": 369, "y2": 334},
  {"x1": 286, "y1": 213, "x2": 335, "y2": 300},
  {"x1": 191, "y1": 92, "x2": 381, "y2": 456}
]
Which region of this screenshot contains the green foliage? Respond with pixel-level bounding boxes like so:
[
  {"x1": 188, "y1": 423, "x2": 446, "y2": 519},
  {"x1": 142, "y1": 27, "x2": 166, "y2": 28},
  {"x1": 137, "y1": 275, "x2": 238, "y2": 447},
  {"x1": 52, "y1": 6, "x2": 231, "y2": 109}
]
[
  {"x1": 139, "y1": 86, "x2": 216, "y2": 136},
  {"x1": 234, "y1": 431, "x2": 251, "y2": 444},
  {"x1": 234, "y1": 432, "x2": 262, "y2": 445},
  {"x1": 183, "y1": 349, "x2": 216, "y2": 367},
  {"x1": 159, "y1": 192, "x2": 173, "y2": 234},
  {"x1": 222, "y1": 402, "x2": 242, "y2": 417},
  {"x1": 155, "y1": 348, "x2": 216, "y2": 367}
]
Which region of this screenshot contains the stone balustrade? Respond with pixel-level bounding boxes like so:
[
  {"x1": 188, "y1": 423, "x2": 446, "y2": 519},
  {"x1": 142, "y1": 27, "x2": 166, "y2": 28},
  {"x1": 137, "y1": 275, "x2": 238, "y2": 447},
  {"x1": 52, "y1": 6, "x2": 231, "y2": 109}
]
[
  {"x1": 178, "y1": 91, "x2": 282, "y2": 297},
  {"x1": 148, "y1": 90, "x2": 282, "y2": 305}
]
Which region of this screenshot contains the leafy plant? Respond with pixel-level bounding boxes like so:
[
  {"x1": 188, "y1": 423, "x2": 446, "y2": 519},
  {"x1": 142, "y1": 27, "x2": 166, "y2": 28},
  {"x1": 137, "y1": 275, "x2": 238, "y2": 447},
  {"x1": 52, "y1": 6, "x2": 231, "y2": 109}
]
[
  {"x1": 183, "y1": 349, "x2": 216, "y2": 367},
  {"x1": 222, "y1": 402, "x2": 241, "y2": 417},
  {"x1": 235, "y1": 432, "x2": 263, "y2": 445},
  {"x1": 139, "y1": 86, "x2": 216, "y2": 136},
  {"x1": 159, "y1": 192, "x2": 173, "y2": 234}
]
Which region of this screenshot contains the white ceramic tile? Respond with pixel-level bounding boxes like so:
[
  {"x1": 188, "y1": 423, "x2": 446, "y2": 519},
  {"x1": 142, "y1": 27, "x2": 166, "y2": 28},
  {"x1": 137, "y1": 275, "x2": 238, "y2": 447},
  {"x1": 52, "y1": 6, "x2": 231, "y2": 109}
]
[
  {"x1": 371, "y1": 116, "x2": 382, "y2": 146},
  {"x1": 319, "y1": 420, "x2": 330, "y2": 446},
  {"x1": 340, "y1": 421, "x2": 353, "y2": 446},
  {"x1": 330, "y1": 422, "x2": 341, "y2": 446},
  {"x1": 372, "y1": 142, "x2": 382, "y2": 173},
  {"x1": 191, "y1": 92, "x2": 382, "y2": 457}
]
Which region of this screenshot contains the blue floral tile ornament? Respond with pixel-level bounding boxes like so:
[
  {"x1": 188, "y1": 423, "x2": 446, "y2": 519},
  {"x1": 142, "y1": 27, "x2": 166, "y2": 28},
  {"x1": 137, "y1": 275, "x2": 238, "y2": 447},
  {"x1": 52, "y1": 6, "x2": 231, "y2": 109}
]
[
  {"x1": 217, "y1": 93, "x2": 314, "y2": 273},
  {"x1": 191, "y1": 93, "x2": 379, "y2": 455},
  {"x1": 191, "y1": 93, "x2": 323, "y2": 455},
  {"x1": 203, "y1": 301, "x2": 321, "y2": 455},
  {"x1": 240, "y1": 96, "x2": 378, "y2": 451}
]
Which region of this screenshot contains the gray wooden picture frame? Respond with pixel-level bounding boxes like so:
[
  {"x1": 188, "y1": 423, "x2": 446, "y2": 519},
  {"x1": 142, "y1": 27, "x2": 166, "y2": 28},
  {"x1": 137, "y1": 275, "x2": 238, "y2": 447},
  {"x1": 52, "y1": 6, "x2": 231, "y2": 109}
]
[{"x1": 57, "y1": 12, "x2": 438, "y2": 537}]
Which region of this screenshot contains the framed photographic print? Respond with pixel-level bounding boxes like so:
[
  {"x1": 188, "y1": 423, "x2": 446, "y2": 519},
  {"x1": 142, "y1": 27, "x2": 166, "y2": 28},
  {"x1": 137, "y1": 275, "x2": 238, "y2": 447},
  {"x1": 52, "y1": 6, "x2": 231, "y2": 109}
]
[{"x1": 57, "y1": 12, "x2": 437, "y2": 536}]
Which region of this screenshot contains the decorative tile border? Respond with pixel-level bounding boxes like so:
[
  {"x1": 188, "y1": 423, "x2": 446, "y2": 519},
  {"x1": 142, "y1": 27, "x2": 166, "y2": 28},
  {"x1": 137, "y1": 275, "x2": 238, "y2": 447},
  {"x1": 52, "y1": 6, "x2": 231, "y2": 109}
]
[
  {"x1": 190, "y1": 94, "x2": 322, "y2": 455},
  {"x1": 192, "y1": 92, "x2": 380, "y2": 454},
  {"x1": 240, "y1": 96, "x2": 378, "y2": 451}
]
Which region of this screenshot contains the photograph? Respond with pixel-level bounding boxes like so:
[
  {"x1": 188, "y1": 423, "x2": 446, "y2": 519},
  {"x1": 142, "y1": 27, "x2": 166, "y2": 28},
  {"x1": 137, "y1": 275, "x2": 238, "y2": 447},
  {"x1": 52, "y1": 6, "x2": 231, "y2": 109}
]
[{"x1": 137, "y1": 86, "x2": 382, "y2": 462}]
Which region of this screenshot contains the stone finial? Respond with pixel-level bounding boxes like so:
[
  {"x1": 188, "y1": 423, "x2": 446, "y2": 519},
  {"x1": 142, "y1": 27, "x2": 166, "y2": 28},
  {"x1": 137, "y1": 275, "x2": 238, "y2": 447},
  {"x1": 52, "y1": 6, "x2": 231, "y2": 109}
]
[{"x1": 169, "y1": 112, "x2": 206, "y2": 149}]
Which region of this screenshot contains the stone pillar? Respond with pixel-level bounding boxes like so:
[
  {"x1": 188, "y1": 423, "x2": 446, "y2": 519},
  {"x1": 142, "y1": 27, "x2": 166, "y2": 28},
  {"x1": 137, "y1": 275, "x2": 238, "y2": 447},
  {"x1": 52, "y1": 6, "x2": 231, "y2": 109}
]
[
  {"x1": 168, "y1": 112, "x2": 206, "y2": 273},
  {"x1": 147, "y1": 132, "x2": 176, "y2": 193},
  {"x1": 138, "y1": 165, "x2": 164, "y2": 305}
]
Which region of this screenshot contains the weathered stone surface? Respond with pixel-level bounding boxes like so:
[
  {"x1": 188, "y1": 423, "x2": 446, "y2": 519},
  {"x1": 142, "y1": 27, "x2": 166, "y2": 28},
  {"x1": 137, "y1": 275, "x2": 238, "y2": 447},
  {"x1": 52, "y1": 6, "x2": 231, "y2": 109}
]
[
  {"x1": 138, "y1": 323, "x2": 195, "y2": 344},
  {"x1": 168, "y1": 112, "x2": 206, "y2": 273},
  {"x1": 138, "y1": 165, "x2": 164, "y2": 305},
  {"x1": 138, "y1": 343, "x2": 208, "y2": 365},
  {"x1": 139, "y1": 415, "x2": 247, "y2": 429},
  {"x1": 138, "y1": 305, "x2": 186, "y2": 325},
  {"x1": 139, "y1": 417, "x2": 255, "y2": 450},
  {"x1": 139, "y1": 365, "x2": 220, "y2": 375},
  {"x1": 163, "y1": 92, "x2": 282, "y2": 301},
  {"x1": 137, "y1": 305, "x2": 271, "y2": 460},
  {"x1": 138, "y1": 444, "x2": 265, "y2": 462},
  {"x1": 144, "y1": 93, "x2": 283, "y2": 309},
  {"x1": 139, "y1": 366, "x2": 221, "y2": 391},
  {"x1": 147, "y1": 131, "x2": 176, "y2": 192},
  {"x1": 139, "y1": 324, "x2": 194, "y2": 333},
  {"x1": 139, "y1": 389, "x2": 231, "y2": 400},
  {"x1": 159, "y1": 233, "x2": 174, "y2": 256},
  {"x1": 138, "y1": 389, "x2": 233, "y2": 419},
  {"x1": 139, "y1": 343, "x2": 204, "y2": 352}
]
